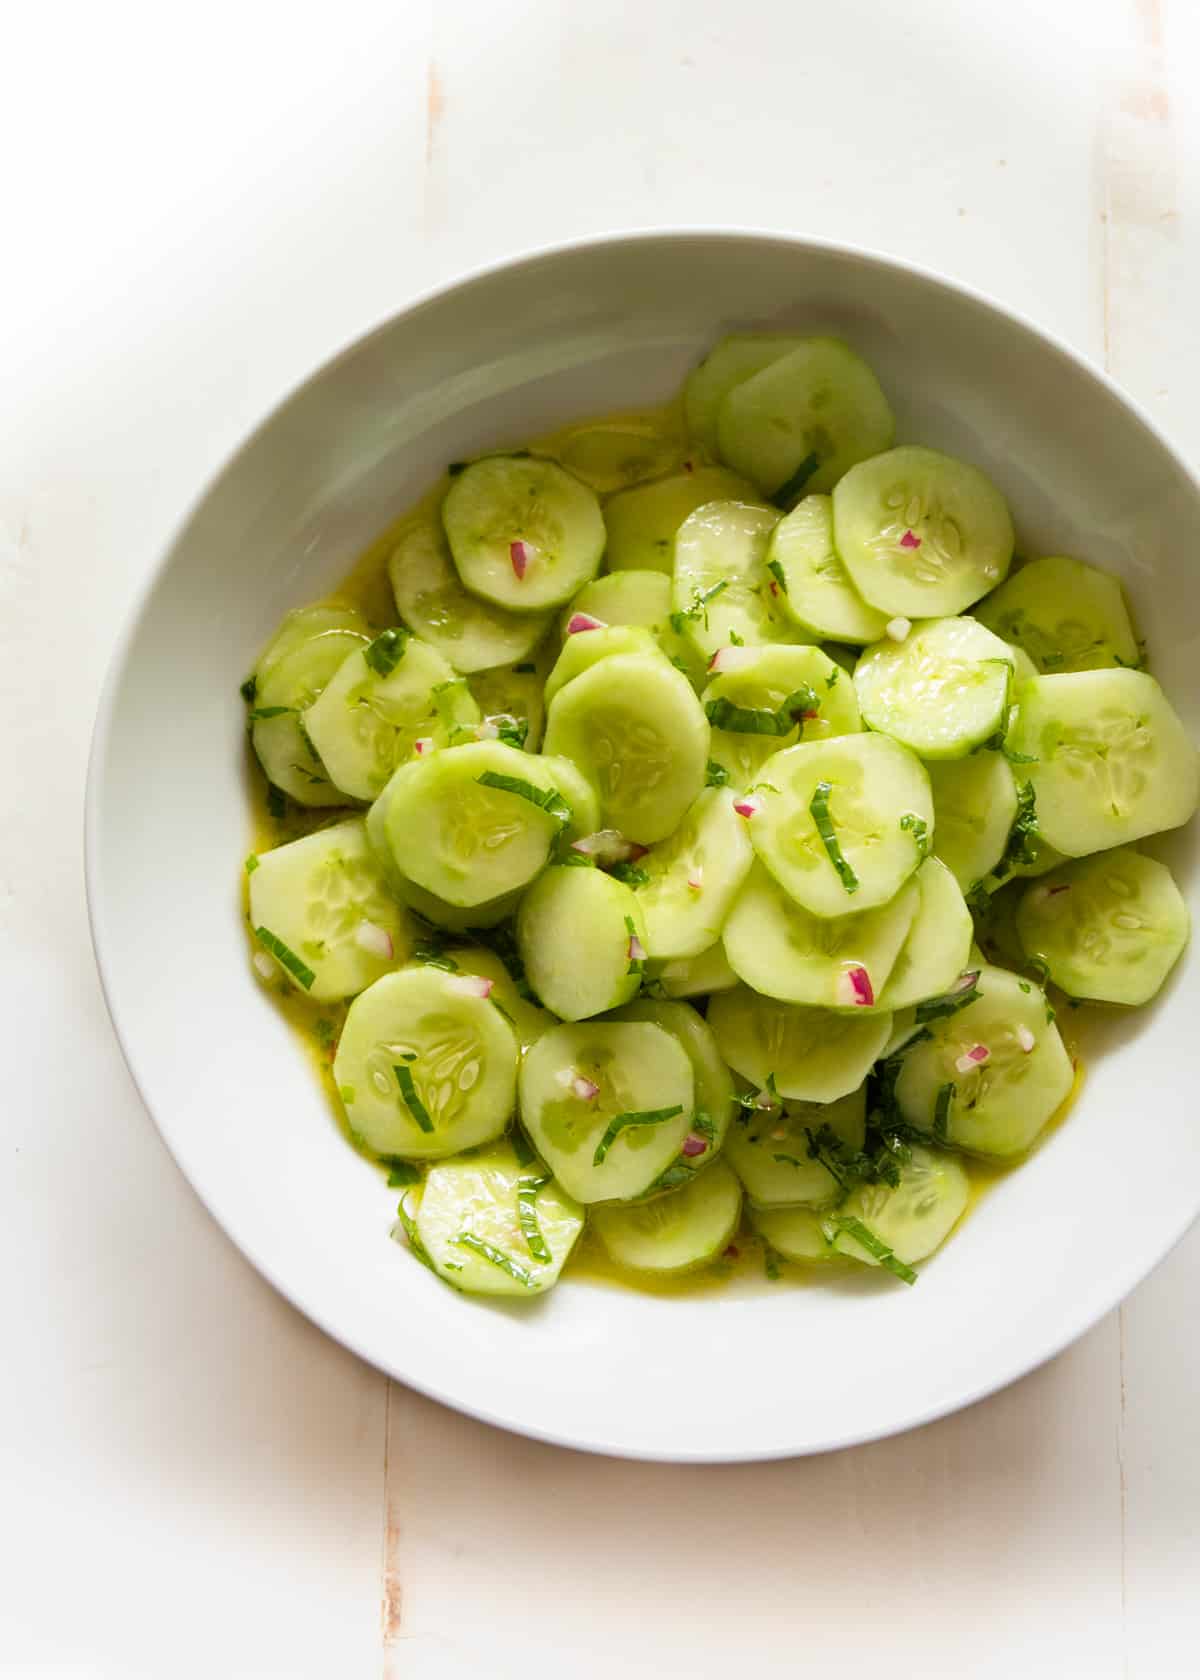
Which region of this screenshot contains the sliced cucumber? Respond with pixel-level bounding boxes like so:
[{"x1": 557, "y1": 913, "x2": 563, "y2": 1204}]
[
  {"x1": 672, "y1": 501, "x2": 798, "y2": 658},
  {"x1": 832, "y1": 446, "x2": 1014, "y2": 617},
  {"x1": 894, "y1": 962, "x2": 1073, "y2": 1156},
  {"x1": 413, "y1": 1140, "x2": 584, "y2": 1295},
  {"x1": 387, "y1": 514, "x2": 552, "y2": 673},
  {"x1": 832, "y1": 1146, "x2": 969, "y2": 1268},
  {"x1": 1015, "y1": 848, "x2": 1189, "y2": 1005},
  {"x1": 973, "y1": 555, "x2": 1139, "y2": 674},
  {"x1": 765, "y1": 494, "x2": 890, "y2": 644},
  {"x1": 717, "y1": 337, "x2": 895, "y2": 500},
  {"x1": 927, "y1": 751, "x2": 1018, "y2": 890},
  {"x1": 703, "y1": 643, "x2": 862, "y2": 791},
  {"x1": 683, "y1": 334, "x2": 806, "y2": 452},
  {"x1": 442, "y1": 455, "x2": 605, "y2": 612},
  {"x1": 542, "y1": 652, "x2": 709, "y2": 844},
  {"x1": 537, "y1": 753, "x2": 602, "y2": 839},
  {"x1": 726, "y1": 1087, "x2": 865, "y2": 1208},
  {"x1": 607, "y1": 998, "x2": 736, "y2": 1175},
  {"x1": 591, "y1": 1160, "x2": 741, "y2": 1273},
  {"x1": 749, "y1": 1204, "x2": 838, "y2": 1264},
  {"x1": 635, "y1": 787, "x2": 754, "y2": 961},
  {"x1": 877, "y1": 857, "x2": 974, "y2": 1010},
  {"x1": 518, "y1": 1020, "x2": 694, "y2": 1202},
  {"x1": 541, "y1": 417, "x2": 686, "y2": 494},
  {"x1": 378, "y1": 741, "x2": 568, "y2": 908},
  {"x1": 249, "y1": 818, "x2": 413, "y2": 1000},
  {"x1": 561, "y1": 569, "x2": 706, "y2": 687},
  {"x1": 707, "y1": 985, "x2": 893, "y2": 1103},
  {"x1": 447, "y1": 946, "x2": 559, "y2": 1049},
  {"x1": 1006, "y1": 670, "x2": 1198, "y2": 856},
  {"x1": 604, "y1": 467, "x2": 758, "y2": 573},
  {"x1": 649, "y1": 942, "x2": 740, "y2": 999},
  {"x1": 252, "y1": 628, "x2": 369, "y2": 806},
  {"x1": 748, "y1": 733, "x2": 933, "y2": 917},
  {"x1": 468, "y1": 658, "x2": 549, "y2": 753},
  {"x1": 334, "y1": 966, "x2": 518, "y2": 1159},
  {"x1": 722, "y1": 860, "x2": 917, "y2": 1009},
  {"x1": 304, "y1": 633, "x2": 478, "y2": 803},
  {"x1": 516, "y1": 865, "x2": 647, "y2": 1021},
  {"x1": 853, "y1": 615, "x2": 1015, "y2": 759},
  {"x1": 544, "y1": 625, "x2": 663, "y2": 706},
  {"x1": 252, "y1": 603, "x2": 367, "y2": 688}
]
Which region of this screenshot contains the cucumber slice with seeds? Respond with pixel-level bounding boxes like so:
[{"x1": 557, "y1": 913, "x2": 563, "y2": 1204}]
[
  {"x1": 379, "y1": 741, "x2": 569, "y2": 908},
  {"x1": 448, "y1": 946, "x2": 559, "y2": 1049},
  {"x1": 703, "y1": 642, "x2": 862, "y2": 791},
  {"x1": 748, "y1": 733, "x2": 933, "y2": 917},
  {"x1": 684, "y1": 334, "x2": 806, "y2": 452},
  {"x1": 542, "y1": 652, "x2": 709, "y2": 844},
  {"x1": 928, "y1": 752, "x2": 1018, "y2": 890},
  {"x1": 252, "y1": 603, "x2": 367, "y2": 688},
  {"x1": 443, "y1": 455, "x2": 605, "y2": 612},
  {"x1": 649, "y1": 942, "x2": 740, "y2": 999},
  {"x1": 334, "y1": 966, "x2": 518, "y2": 1159},
  {"x1": 833, "y1": 446, "x2": 1014, "y2": 617},
  {"x1": 973, "y1": 555, "x2": 1139, "y2": 674},
  {"x1": 723, "y1": 860, "x2": 918, "y2": 1009},
  {"x1": 252, "y1": 628, "x2": 369, "y2": 806},
  {"x1": 305, "y1": 633, "x2": 479, "y2": 802},
  {"x1": 604, "y1": 467, "x2": 758, "y2": 573},
  {"x1": 249, "y1": 818, "x2": 414, "y2": 999},
  {"x1": 854, "y1": 615, "x2": 1015, "y2": 760},
  {"x1": 877, "y1": 857, "x2": 974, "y2": 1011},
  {"x1": 765, "y1": 494, "x2": 890, "y2": 644},
  {"x1": 592, "y1": 1160, "x2": 741, "y2": 1273},
  {"x1": 413, "y1": 1140, "x2": 585, "y2": 1295},
  {"x1": 519, "y1": 1021, "x2": 694, "y2": 1202},
  {"x1": 607, "y1": 998, "x2": 736, "y2": 1169},
  {"x1": 1015, "y1": 848, "x2": 1189, "y2": 1005},
  {"x1": 563, "y1": 569, "x2": 706, "y2": 685},
  {"x1": 672, "y1": 501, "x2": 799, "y2": 658},
  {"x1": 516, "y1": 865, "x2": 647, "y2": 1021},
  {"x1": 635, "y1": 787, "x2": 754, "y2": 961},
  {"x1": 544, "y1": 625, "x2": 664, "y2": 706},
  {"x1": 708, "y1": 985, "x2": 893, "y2": 1104},
  {"x1": 388, "y1": 514, "x2": 552, "y2": 673},
  {"x1": 832, "y1": 1146, "x2": 969, "y2": 1268},
  {"x1": 1006, "y1": 669, "x2": 1198, "y2": 856},
  {"x1": 727, "y1": 1087, "x2": 866, "y2": 1208},
  {"x1": 717, "y1": 338, "x2": 895, "y2": 499},
  {"x1": 894, "y1": 963, "x2": 1074, "y2": 1157},
  {"x1": 749, "y1": 1204, "x2": 838, "y2": 1264}
]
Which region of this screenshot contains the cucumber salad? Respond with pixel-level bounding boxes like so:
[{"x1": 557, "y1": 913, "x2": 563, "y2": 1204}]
[{"x1": 239, "y1": 333, "x2": 1197, "y2": 1298}]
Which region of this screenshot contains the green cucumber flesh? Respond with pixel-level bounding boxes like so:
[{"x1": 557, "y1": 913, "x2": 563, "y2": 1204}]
[
  {"x1": 649, "y1": 942, "x2": 740, "y2": 999},
  {"x1": 467, "y1": 659, "x2": 549, "y2": 753},
  {"x1": 252, "y1": 628, "x2": 369, "y2": 806},
  {"x1": 544, "y1": 625, "x2": 663, "y2": 706},
  {"x1": 749, "y1": 1204, "x2": 838, "y2": 1264},
  {"x1": 1005, "y1": 669, "x2": 1198, "y2": 856},
  {"x1": 727, "y1": 1087, "x2": 865, "y2": 1208},
  {"x1": 604, "y1": 466, "x2": 758, "y2": 573},
  {"x1": 703, "y1": 642, "x2": 861, "y2": 792},
  {"x1": 607, "y1": 997, "x2": 736, "y2": 1179},
  {"x1": 748, "y1": 732, "x2": 933, "y2": 917},
  {"x1": 1016, "y1": 848, "x2": 1189, "y2": 1005},
  {"x1": 683, "y1": 334, "x2": 807, "y2": 453},
  {"x1": 516, "y1": 865, "x2": 647, "y2": 1021},
  {"x1": 634, "y1": 787, "x2": 754, "y2": 961},
  {"x1": 672, "y1": 500, "x2": 800, "y2": 658},
  {"x1": 591, "y1": 1160, "x2": 741, "y2": 1273},
  {"x1": 973, "y1": 554, "x2": 1139, "y2": 674},
  {"x1": 518, "y1": 1021, "x2": 694, "y2": 1202},
  {"x1": 563, "y1": 568, "x2": 707, "y2": 686},
  {"x1": 854, "y1": 615, "x2": 1015, "y2": 760},
  {"x1": 447, "y1": 946, "x2": 559, "y2": 1050},
  {"x1": 249, "y1": 818, "x2": 413, "y2": 1000},
  {"x1": 443, "y1": 455, "x2": 605, "y2": 612},
  {"x1": 927, "y1": 751, "x2": 1018, "y2": 890},
  {"x1": 832, "y1": 446, "x2": 1014, "y2": 617},
  {"x1": 334, "y1": 966, "x2": 519, "y2": 1159},
  {"x1": 542, "y1": 418, "x2": 687, "y2": 494},
  {"x1": 877, "y1": 857, "x2": 974, "y2": 1010},
  {"x1": 716, "y1": 337, "x2": 895, "y2": 499},
  {"x1": 252, "y1": 603, "x2": 367, "y2": 688},
  {"x1": 707, "y1": 984, "x2": 893, "y2": 1104},
  {"x1": 764, "y1": 495, "x2": 890, "y2": 644},
  {"x1": 832, "y1": 1146, "x2": 969, "y2": 1269}
]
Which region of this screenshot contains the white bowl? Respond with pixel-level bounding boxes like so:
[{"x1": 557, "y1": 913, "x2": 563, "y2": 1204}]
[{"x1": 86, "y1": 232, "x2": 1200, "y2": 1461}]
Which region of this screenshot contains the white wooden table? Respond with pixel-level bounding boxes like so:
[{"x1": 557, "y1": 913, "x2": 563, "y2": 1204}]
[{"x1": 3, "y1": 2, "x2": 1198, "y2": 1673}]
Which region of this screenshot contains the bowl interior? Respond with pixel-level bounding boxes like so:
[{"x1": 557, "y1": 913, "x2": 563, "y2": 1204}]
[{"x1": 88, "y1": 233, "x2": 1200, "y2": 1460}]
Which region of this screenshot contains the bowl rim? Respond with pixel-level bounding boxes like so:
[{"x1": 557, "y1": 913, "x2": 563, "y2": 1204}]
[{"x1": 84, "y1": 225, "x2": 1200, "y2": 1460}]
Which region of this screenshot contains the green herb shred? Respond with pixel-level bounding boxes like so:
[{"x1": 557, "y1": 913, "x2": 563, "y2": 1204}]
[
  {"x1": 492, "y1": 713, "x2": 530, "y2": 751},
  {"x1": 364, "y1": 628, "x2": 408, "y2": 678},
  {"x1": 610, "y1": 862, "x2": 650, "y2": 887},
  {"x1": 394, "y1": 1063, "x2": 434, "y2": 1133},
  {"x1": 516, "y1": 1175, "x2": 553, "y2": 1263},
  {"x1": 809, "y1": 780, "x2": 859, "y2": 894},
  {"x1": 248, "y1": 705, "x2": 296, "y2": 721},
  {"x1": 386, "y1": 1160, "x2": 421, "y2": 1188},
  {"x1": 513, "y1": 662, "x2": 536, "y2": 674},
  {"x1": 395, "y1": 1191, "x2": 441, "y2": 1277},
  {"x1": 900, "y1": 812, "x2": 930, "y2": 855},
  {"x1": 253, "y1": 925, "x2": 316, "y2": 989},
  {"x1": 593, "y1": 1105, "x2": 684, "y2": 1165},
  {"x1": 704, "y1": 684, "x2": 820, "y2": 737},
  {"x1": 476, "y1": 771, "x2": 571, "y2": 824},
  {"x1": 240, "y1": 675, "x2": 257, "y2": 704},
  {"x1": 771, "y1": 449, "x2": 820, "y2": 508},
  {"x1": 766, "y1": 558, "x2": 788, "y2": 594},
  {"x1": 933, "y1": 1082, "x2": 955, "y2": 1143},
  {"x1": 831, "y1": 1215, "x2": 918, "y2": 1285},
  {"x1": 705, "y1": 759, "x2": 731, "y2": 787},
  {"x1": 244, "y1": 853, "x2": 259, "y2": 874},
  {"x1": 915, "y1": 972, "x2": 982, "y2": 1023},
  {"x1": 266, "y1": 784, "x2": 288, "y2": 820},
  {"x1": 455, "y1": 1232, "x2": 538, "y2": 1288}
]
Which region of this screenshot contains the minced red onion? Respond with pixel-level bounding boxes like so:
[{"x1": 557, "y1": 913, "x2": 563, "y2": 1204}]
[
  {"x1": 886, "y1": 616, "x2": 912, "y2": 642},
  {"x1": 570, "y1": 829, "x2": 646, "y2": 866},
  {"x1": 955, "y1": 1043, "x2": 991, "y2": 1074},
  {"x1": 682, "y1": 1135, "x2": 707, "y2": 1158},
  {"x1": 510, "y1": 540, "x2": 529, "y2": 578},
  {"x1": 687, "y1": 865, "x2": 703, "y2": 892},
  {"x1": 475, "y1": 719, "x2": 500, "y2": 740},
  {"x1": 899, "y1": 529, "x2": 922, "y2": 549},
  {"x1": 1016, "y1": 1024, "x2": 1036, "y2": 1053},
  {"x1": 571, "y1": 1074, "x2": 599, "y2": 1102},
  {"x1": 1046, "y1": 884, "x2": 1071, "y2": 897},
  {"x1": 732, "y1": 794, "x2": 762, "y2": 819},
  {"x1": 448, "y1": 973, "x2": 494, "y2": 999},
  {"x1": 838, "y1": 966, "x2": 875, "y2": 1008},
  {"x1": 566, "y1": 612, "x2": 606, "y2": 634},
  {"x1": 952, "y1": 968, "x2": 981, "y2": 994},
  {"x1": 413, "y1": 736, "x2": 433, "y2": 756},
  {"x1": 627, "y1": 932, "x2": 646, "y2": 963},
  {"x1": 354, "y1": 921, "x2": 394, "y2": 959},
  {"x1": 253, "y1": 951, "x2": 276, "y2": 980},
  {"x1": 708, "y1": 645, "x2": 757, "y2": 675}
]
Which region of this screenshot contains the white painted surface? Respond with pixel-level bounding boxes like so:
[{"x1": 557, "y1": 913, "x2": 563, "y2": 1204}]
[{"x1": 1, "y1": 0, "x2": 1197, "y2": 1673}]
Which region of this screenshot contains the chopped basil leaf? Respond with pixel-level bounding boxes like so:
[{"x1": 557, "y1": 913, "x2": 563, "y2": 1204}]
[
  {"x1": 476, "y1": 771, "x2": 571, "y2": 824},
  {"x1": 511, "y1": 1128, "x2": 536, "y2": 1168},
  {"x1": 412, "y1": 941, "x2": 459, "y2": 971},
  {"x1": 248, "y1": 705, "x2": 296, "y2": 721},
  {"x1": 513, "y1": 661, "x2": 536, "y2": 674},
  {"x1": 395, "y1": 1191, "x2": 440, "y2": 1277},
  {"x1": 915, "y1": 972, "x2": 982, "y2": 1023},
  {"x1": 386, "y1": 1160, "x2": 421, "y2": 1188},
  {"x1": 933, "y1": 1082, "x2": 954, "y2": 1143},
  {"x1": 809, "y1": 780, "x2": 859, "y2": 894},
  {"x1": 609, "y1": 861, "x2": 650, "y2": 887},
  {"x1": 692, "y1": 1110, "x2": 716, "y2": 1144},
  {"x1": 728, "y1": 629, "x2": 745, "y2": 646},
  {"x1": 965, "y1": 879, "x2": 991, "y2": 916},
  {"x1": 240, "y1": 675, "x2": 257, "y2": 703},
  {"x1": 593, "y1": 1105, "x2": 684, "y2": 1165},
  {"x1": 266, "y1": 784, "x2": 288, "y2": 820},
  {"x1": 516, "y1": 1175, "x2": 553, "y2": 1263},
  {"x1": 1018, "y1": 979, "x2": 1032, "y2": 994},
  {"x1": 826, "y1": 668, "x2": 840, "y2": 688},
  {"x1": 993, "y1": 780, "x2": 1039, "y2": 877},
  {"x1": 364, "y1": 628, "x2": 409, "y2": 678},
  {"x1": 705, "y1": 684, "x2": 820, "y2": 737},
  {"x1": 705, "y1": 759, "x2": 731, "y2": 787},
  {"x1": 253, "y1": 925, "x2": 316, "y2": 989},
  {"x1": 394, "y1": 1063, "x2": 434, "y2": 1132},
  {"x1": 674, "y1": 579, "x2": 729, "y2": 632},
  {"x1": 900, "y1": 812, "x2": 930, "y2": 855},
  {"x1": 771, "y1": 449, "x2": 820, "y2": 508},
  {"x1": 766, "y1": 558, "x2": 787, "y2": 593},
  {"x1": 493, "y1": 714, "x2": 530, "y2": 750},
  {"x1": 339, "y1": 1083, "x2": 357, "y2": 1105},
  {"x1": 831, "y1": 1215, "x2": 918, "y2": 1284},
  {"x1": 455, "y1": 1231, "x2": 538, "y2": 1287},
  {"x1": 244, "y1": 853, "x2": 259, "y2": 874},
  {"x1": 763, "y1": 1244, "x2": 782, "y2": 1281}
]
